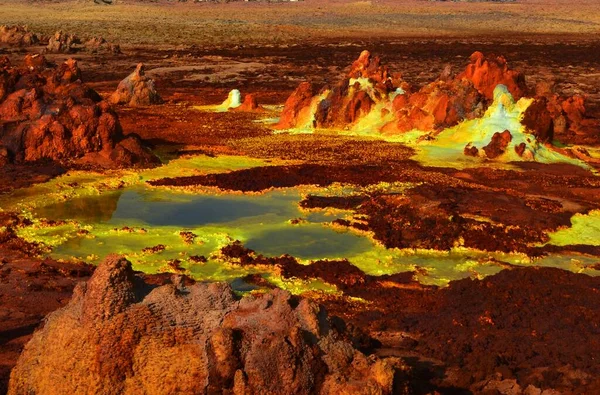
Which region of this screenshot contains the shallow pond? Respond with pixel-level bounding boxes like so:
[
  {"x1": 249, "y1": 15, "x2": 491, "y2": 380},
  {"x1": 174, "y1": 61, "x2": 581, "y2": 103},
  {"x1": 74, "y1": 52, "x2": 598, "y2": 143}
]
[
  {"x1": 34, "y1": 187, "x2": 374, "y2": 261},
  {"x1": 5, "y1": 155, "x2": 600, "y2": 293}
]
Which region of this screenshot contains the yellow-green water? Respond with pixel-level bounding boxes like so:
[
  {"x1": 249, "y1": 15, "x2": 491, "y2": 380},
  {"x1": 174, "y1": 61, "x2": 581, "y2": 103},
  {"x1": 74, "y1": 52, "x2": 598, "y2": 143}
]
[
  {"x1": 2, "y1": 154, "x2": 599, "y2": 295},
  {"x1": 547, "y1": 210, "x2": 600, "y2": 247}
]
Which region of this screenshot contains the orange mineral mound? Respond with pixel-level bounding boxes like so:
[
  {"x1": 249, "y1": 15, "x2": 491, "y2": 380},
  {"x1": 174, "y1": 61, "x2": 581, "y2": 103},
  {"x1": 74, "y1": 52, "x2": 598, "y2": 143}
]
[
  {"x1": 0, "y1": 55, "x2": 159, "y2": 168},
  {"x1": 109, "y1": 63, "x2": 163, "y2": 107},
  {"x1": 278, "y1": 50, "x2": 517, "y2": 133},
  {"x1": 231, "y1": 92, "x2": 266, "y2": 113},
  {"x1": 9, "y1": 255, "x2": 396, "y2": 395},
  {"x1": 275, "y1": 50, "x2": 599, "y2": 162},
  {"x1": 457, "y1": 51, "x2": 527, "y2": 101},
  {"x1": 522, "y1": 84, "x2": 599, "y2": 146}
]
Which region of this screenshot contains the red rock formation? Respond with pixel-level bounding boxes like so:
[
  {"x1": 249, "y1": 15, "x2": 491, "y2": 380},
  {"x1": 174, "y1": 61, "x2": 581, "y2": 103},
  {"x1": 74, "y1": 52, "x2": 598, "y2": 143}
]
[
  {"x1": 231, "y1": 93, "x2": 264, "y2": 112},
  {"x1": 483, "y1": 130, "x2": 512, "y2": 159},
  {"x1": 457, "y1": 51, "x2": 527, "y2": 100},
  {"x1": 0, "y1": 56, "x2": 159, "y2": 168},
  {"x1": 464, "y1": 144, "x2": 479, "y2": 157},
  {"x1": 46, "y1": 31, "x2": 79, "y2": 53},
  {"x1": 348, "y1": 49, "x2": 400, "y2": 93},
  {"x1": 521, "y1": 83, "x2": 600, "y2": 145},
  {"x1": 521, "y1": 96, "x2": 556, "y2": 142},
  {"x1": 84, "y1": 36, "x2": 121, "y2": 54},
  {"x1": 276, "y1": 81, "x2": 318, "y2": 129},
  {"x1": 385, "y1": 78, "x2": 484, "y2": 133},
  {"x1": 9, "y1": 255, "x2": 396, "y2": 395},
  {"x1": 277, "y1": 50, "x2": 495, "y2": 133},
  {"x1": 276, "y1": 51, "x2": 410, "y2": 130},
  {"x1": 0, "y1": 25, "x2": 40, "y2": 47},
  {"x1": 109, "y1": 63, "x2": 163, "y2": 107},
  {"x1": 314, "y1": 83, "x2": 377, "y2": 128},
  {"x1": 386, "y1": 54, "x2": 524, "y2": 134},
  {"x1": 274, "y1": 50, "x2": 599, "y2": 145},
  {"x1": 515, "y1": 142, "x2": 527, "y2": 157}
]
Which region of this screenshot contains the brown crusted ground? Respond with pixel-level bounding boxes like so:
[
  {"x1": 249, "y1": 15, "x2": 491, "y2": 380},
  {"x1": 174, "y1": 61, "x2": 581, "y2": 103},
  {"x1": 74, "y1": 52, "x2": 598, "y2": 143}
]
[
  {"x1": 0, "y1": 163, "x2": 65, "y2": 194},
  {"x1": 148, "y1": 163, "x2": 408, "y2": 190},
  {"x1": 0, "y1": 212, "x2": 93, "y2": 394},
  {"x1": 221, "y1": 241, "x2": 420, "y2": 295},
  {"x1": 321, "y1": 267, "x2": 600, "y2": 394},
  {"x1": 221, "y1": 241, "x2": 600, "y2": 393},
  {"x1": 409, "y1": 268, "x2": 600, "y2": 393}
]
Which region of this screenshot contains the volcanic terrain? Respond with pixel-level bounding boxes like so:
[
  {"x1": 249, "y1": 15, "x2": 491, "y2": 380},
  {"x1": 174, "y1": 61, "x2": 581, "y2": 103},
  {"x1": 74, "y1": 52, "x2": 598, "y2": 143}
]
[{"x1": 1, "y1": 1, "x2": 600, "y2": 394}]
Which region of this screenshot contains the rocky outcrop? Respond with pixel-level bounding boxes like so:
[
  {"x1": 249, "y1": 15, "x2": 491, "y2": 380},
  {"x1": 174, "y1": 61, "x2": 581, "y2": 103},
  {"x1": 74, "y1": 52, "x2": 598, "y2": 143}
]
[
  {"x1": 215, "y1": 90, "x2": 264, "y2": 112},
  {"x1": 521, "y1": 84, "x2": 599, "y2": 145},
  {"x1": 457, "y1": 51, "x2": 527, "y2": 100},
  {"x1": 9, "y1": 255, "x2": 396, "y2": 395},
  {"x1": 463, "y1": 144, "x2": 479, "y2": 157},
  {"x1": 276, "y1": 81, "x2": 318, "y2": 129},
  {"x1": 214, "y1": 90, "x2": 265, "y2": 113},
  {"x1": 84, "y1": 36, "x2": 121, "y2": 54},
  {"x1": 383, "y1": 77, "x2": 484, "y2": 134},
  {"x1": 482, "y1": 129, "x2": 512, "y2": 158},
  {"x1": 5, "y1": 28, "x2": 121, "y2": 54},
  {"x1": 276, "y1": 50, "x2": 521, "y2": 133},
  {"x1": 232, "y1": 93, "x2": 265, "y2": 112},
  {"x1": 109, "y1": 63, "x2": 163, "y2": 107},
  {"x1": 0, "y1": 55, "x2": 159, "y2": 168},
  {"x1": 46, "y1": 31, "x2": 79, "y2": 53},
  {"x1": 277, "y1": 50, "x2": 406, "y2": 131},
  {"x1": 0, "y1": 25, "x2": 40, "y2": 47},
  {"x1": 348, "y1": 50, "x2": 401, "y2": 90}
]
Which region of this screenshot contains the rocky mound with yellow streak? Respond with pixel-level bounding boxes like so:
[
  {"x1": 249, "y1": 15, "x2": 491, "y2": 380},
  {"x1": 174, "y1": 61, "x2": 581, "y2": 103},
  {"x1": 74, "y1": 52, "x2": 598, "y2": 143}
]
[
  {"x1": 276, "y1": 50, "x2": 599, "y2": 166},
  {"x1": 9, "y1": 255, "x2": 398, "y2": 395}
]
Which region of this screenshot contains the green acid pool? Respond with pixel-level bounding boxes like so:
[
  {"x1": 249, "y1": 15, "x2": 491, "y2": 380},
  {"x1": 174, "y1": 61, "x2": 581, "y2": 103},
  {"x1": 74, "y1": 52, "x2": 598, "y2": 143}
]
[{"x1": 4, "y1": 155, "x2": 599, "y2": 294}]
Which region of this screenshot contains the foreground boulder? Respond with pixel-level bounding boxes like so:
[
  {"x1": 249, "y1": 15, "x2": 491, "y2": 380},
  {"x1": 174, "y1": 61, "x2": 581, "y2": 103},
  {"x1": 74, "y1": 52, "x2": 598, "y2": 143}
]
[
  {"x1": 0, "y1": 55, "x2": 159, "y2": 168},
  {"x1": 109, "y1": 63, "x2": 163, "y2": 107},
  {"x1": 9, "y1": 255, "x2": 396, "y2": 394}
]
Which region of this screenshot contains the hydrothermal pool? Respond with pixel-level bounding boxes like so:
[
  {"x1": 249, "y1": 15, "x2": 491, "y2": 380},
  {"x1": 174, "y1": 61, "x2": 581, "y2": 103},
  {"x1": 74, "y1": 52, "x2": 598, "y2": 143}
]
[
  {"x1": 13, "y1": 183, "x2": 600, "y2": 291},
  {"x1": 3, "y1": 154, "x2": 599, "y2": 293},
  {"x1": 33, "y1": 187, "x2": 375, "y2": 262}
]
